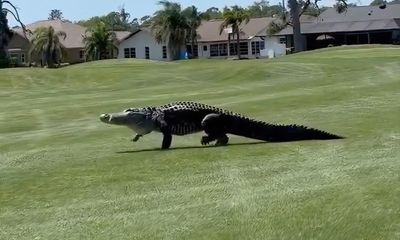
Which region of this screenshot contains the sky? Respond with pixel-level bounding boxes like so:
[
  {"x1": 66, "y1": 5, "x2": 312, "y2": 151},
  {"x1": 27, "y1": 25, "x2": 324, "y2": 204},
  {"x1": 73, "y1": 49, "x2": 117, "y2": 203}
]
[{"x1": 7, "y1": 0, "x2": 370, "y2": 27}]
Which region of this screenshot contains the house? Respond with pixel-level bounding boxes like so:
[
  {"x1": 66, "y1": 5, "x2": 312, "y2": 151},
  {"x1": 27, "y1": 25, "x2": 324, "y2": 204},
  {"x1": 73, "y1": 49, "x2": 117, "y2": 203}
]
[
  {"x1": 6, "y1": 30, "x2": 29, "y2": 66},
  {"x1": 117, "y1": 28, "x2": 172, "y2": 61},
  {"x1": 6, "y1": 20, "x2": 134, "y2": 66},
  {"x1": 196, "y1": 17, "x2": 286, "y2": 59},
  {"x1": 7, "y1": 20, "x2": 87, "y2": 65},
  {"x1": 117, "y1": 17, "x2": 288, "y2": 61},
  {"x1": 276, "y1": 4, "x2": 400, "y2": 50}
]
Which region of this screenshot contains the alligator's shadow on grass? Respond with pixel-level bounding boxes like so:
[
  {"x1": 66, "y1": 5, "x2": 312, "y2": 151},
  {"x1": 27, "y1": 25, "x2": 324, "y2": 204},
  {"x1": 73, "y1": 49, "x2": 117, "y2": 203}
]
[{"x1": 116, "y1": 141, "x2": 269, "y2": 154}]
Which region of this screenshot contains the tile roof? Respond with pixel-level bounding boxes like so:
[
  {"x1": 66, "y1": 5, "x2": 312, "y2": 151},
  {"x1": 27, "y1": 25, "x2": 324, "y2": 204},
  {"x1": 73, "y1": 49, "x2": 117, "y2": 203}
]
[
  {"x1": 114, "y1": 31, "x2": 134, "y2": 42},
  {"x1": 15, "y1": 20, "x2": 136, "y2": 48},
  {"x1": 17, "y1": 20, "x2": 87, "y2": 48}
]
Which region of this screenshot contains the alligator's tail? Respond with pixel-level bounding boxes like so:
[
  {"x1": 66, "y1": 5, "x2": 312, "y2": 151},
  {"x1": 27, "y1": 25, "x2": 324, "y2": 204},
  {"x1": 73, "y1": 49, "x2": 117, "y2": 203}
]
[{"x1": 226, "y1": 115, "x2": 343, "y2": 142}]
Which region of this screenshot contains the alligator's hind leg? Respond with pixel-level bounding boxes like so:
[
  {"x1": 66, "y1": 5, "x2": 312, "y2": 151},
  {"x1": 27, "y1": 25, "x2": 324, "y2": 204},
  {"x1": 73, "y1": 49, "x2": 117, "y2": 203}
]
[
  {"x1": 201, "y1": 113, "x2": 229, "y2": 146},
  {"x1": 215, "y1": 135, "x2": 229, "y2": 146}
]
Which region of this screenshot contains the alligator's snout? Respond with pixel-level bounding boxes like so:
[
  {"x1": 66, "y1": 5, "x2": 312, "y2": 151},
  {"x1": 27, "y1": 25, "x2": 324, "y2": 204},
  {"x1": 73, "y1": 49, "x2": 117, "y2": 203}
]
[{"x1": 99, "y1": 113, "x2": 111, "y2": 123}]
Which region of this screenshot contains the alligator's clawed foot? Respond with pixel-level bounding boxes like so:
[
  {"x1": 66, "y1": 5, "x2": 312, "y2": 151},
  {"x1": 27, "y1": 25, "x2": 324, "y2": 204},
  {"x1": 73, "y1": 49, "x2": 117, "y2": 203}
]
[{"x1": 201, "y1": 136, "x2": 213, "y2": 145}]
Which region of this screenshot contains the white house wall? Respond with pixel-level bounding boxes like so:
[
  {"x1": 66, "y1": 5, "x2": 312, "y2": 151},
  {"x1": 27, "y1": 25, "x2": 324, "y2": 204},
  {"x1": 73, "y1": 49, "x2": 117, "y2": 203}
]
[
  {"x1": 263, "y1": 36, "x2": 286, "y2": 57},
  {"x1": 197, "y1": 36, "x2": 285, "y2": 59},
  {"x1": 198, "y1": 43, "x2": 210, "y2": 58},
  {"x1": 118, "y1": 31, "x2": 169, "y2": 61}
]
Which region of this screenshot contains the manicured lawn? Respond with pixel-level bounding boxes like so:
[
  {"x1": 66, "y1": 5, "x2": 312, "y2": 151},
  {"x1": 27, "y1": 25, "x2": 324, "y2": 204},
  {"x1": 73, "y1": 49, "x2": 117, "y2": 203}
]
[{"x1": 1, "y1": 45, "x2": 399, "y2": 239}]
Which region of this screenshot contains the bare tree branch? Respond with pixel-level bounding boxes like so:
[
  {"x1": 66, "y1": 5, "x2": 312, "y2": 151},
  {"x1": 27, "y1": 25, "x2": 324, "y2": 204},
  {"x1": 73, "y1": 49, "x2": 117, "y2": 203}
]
[
  {"x1": 2, "y1": 0, "x2": 26, "y2": 35},
  {"x1": 299, "y1": 0, "x2": 311, "y2": 17}
]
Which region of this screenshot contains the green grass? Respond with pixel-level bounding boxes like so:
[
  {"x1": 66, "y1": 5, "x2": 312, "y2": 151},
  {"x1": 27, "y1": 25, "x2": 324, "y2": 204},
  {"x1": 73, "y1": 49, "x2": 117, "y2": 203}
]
[{"x1": 1, "y1": 45, "x2": 399, "y2": 240}]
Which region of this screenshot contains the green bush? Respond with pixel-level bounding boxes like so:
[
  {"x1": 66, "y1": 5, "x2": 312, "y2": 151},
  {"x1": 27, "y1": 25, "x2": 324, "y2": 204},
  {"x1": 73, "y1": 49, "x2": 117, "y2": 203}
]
[{"x1": 0, "y1": 53, "x2": 10, "y2": 68}]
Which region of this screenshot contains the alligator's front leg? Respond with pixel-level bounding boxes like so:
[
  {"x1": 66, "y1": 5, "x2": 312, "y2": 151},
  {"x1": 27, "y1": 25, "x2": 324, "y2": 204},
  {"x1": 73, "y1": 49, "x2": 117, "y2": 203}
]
[
  {"x1": 132, "y1": 134, "x2": 142, "y2": 142},
  {"x1": 161, "y1": 133, "x2": 172, "y2": 149},
  {"x1": 201, "y1": 113, "x2": 229, "y2": 146},
  {"x1": 156, "y1": 116, "x2": 173, "y2": 150}
]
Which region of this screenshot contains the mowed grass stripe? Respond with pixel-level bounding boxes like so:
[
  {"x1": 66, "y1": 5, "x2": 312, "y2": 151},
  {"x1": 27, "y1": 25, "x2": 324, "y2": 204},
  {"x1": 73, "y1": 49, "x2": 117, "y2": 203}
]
[{"x1": 1, "y1": 45, "x2": 400, "y2": 240}]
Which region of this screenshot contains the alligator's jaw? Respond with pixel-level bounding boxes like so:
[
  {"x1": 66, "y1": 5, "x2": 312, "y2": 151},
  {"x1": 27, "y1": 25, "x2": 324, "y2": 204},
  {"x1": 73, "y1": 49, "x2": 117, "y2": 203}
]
[{"x1": 99, "y1": 113, "x2": 112, "y2": 124}]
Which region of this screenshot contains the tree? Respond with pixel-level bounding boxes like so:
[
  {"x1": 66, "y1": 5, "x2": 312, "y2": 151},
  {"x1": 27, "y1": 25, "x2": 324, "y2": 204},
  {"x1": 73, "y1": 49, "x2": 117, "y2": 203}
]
[
  {"x1": 182, "y1": 6, "x2": 203, "y2": 58},
  {"x1": 219, "y1": 6, "x2": 250, "y2": 59},
  {"x1": 151, "y1": 1, "x2": 188, "y2": 60},
  {"x1": 139, "y1": 15, "x2": 152, "y2": 27},
  {"x1": 301, "y1": 3, "x2": 329, "y2": 17},
  {"x1": 117, "y1": 5, "x2": 139, "y2": 30},
  {"x1": 369, "y1": 0, "x2": 385, "y2": 5},
  {"x1": 118, "y1": 5, "x2": 130, "y2": 24},
  {"x1": 203, "y1": 7, "x2": 222, "y2": 19},
  {"x1": 272, "y1": 0, "x2": 348, "y2": 52},
  {"x1": 83, "y1": 21, "x2": 118, "y2": 61},
  {"x1": 29, "y1": 26, "x2": 66, "y2": 68},
  {"x1": 48, "y1": 9, "x2": 63, "y2": 20},
  {"x1": 77, "y1": 8, "x2": 138, "y2": 32},
  {"x1": 0, "y1": 0, "x2": 25, "y2": 68}
]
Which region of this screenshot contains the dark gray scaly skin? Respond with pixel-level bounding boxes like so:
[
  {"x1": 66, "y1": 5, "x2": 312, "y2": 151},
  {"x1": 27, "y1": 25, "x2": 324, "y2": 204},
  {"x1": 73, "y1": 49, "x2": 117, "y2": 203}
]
[{"x1": 100, "y1": 101, "x2": 343, "y2": 149}]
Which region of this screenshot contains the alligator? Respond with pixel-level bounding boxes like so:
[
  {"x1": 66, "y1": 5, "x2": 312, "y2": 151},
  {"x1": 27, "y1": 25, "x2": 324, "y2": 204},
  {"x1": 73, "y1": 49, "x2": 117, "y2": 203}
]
[{"x1": 99, "y1": 101, "x2": 342, "y2": 149}]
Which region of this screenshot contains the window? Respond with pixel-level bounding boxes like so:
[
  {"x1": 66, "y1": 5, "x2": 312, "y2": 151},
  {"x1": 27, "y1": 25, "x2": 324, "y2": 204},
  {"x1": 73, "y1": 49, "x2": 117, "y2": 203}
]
[
  {"x1": 124, "y1": 48, "x2": 130, "y2": 58},
  {"x1": 239, "y1": 42, "x2": 248, "y2": 55},
  {"x1": 210, "y1": 44, "x2": 219, "y2": 57},
  {"x1": 229, "y1": 43, "x2": 237, "y2": 55},
  {"x1": 209, "y1": 44, "x2": 228, "y2": 57},
  {"x1": 186, "y1": 45, "x2": 198, "y2": 57},
  {"x1": 251, "y1": 41, "x2": 265, "y2": 55},
  {"x1": 79, "y1": 50, "x2": 85, "y2": 59},
  {"x1": 130, "y1": 48, "x2": 136, "y2": 58},
  {"x1": 145, "y1": 47, "x2": 150, "y2": 59},
  {"x1": 279, "y1": 37, "x2": 286, "y2": 44},
  {"x1": 203, "y1": 45, "x2": 208, "y2": 51},
  {"x1": 162, "y1": 46, "x2": 167, "y2": 59},
  {"x1": 229, "y1": 42, "x2": 248, "y2": 55},
  {"x1": 219, "y1": 44, "x2": 227, "y2": 56},
  {"x1": 124, "y1": 48, "x2": 136, "y2": 58},
  {"x1": 9, "y1": 53, "x2": 19, "y2": 64},
  {"x1": 21, "y1": 53, "x2": 25, "y2": 63}
]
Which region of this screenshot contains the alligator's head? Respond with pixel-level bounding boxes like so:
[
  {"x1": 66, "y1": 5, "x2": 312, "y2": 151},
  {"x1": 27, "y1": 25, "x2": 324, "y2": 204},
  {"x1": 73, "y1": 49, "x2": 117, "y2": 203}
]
[{"x1": 99, "y1": 109, "x2": 156, "y2": 135}]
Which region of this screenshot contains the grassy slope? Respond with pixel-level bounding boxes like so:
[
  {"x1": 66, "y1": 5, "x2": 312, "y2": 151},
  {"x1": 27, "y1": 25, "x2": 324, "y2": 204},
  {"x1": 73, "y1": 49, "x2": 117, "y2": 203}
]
[{"x1": 1, "y1": 46, "x2": 399, "y2": 240}]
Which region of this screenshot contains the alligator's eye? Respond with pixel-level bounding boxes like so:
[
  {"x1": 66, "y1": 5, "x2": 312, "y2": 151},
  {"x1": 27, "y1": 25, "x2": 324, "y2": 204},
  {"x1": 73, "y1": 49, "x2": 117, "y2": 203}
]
[{"x1": 124, "y1": 109, "x2": 133, "y2": 112}]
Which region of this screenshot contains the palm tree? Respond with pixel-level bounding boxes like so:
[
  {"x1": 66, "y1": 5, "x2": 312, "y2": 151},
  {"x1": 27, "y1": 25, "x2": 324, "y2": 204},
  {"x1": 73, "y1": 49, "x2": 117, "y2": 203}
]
[
  {"x1": 182, "y1": 6, "x2": 203, "y2": 58},
  {"x1": 1, "y1": 0, "x2": 25, "y2": 67},
  {"x1": 29, "y1": 26, "x2": 66, "y2": 68},
  {"x1": 48, "y1": 9, "x2": 63, "y2": 20},
  {"x1": 219, "y1": 6, "x2": 250, "y2": 59},
  {"x1": 83, "y1": 21, "x2": 118, "y2": 61},
  {"x1": 151, "y1": 1, "x2": 188, "y2": 60}
]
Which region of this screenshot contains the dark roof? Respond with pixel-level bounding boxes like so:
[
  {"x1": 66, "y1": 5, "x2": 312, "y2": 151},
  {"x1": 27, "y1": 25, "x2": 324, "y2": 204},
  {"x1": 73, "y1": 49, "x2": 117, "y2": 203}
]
[
  {"x1": 278, "y1": 18, "x2": 400, "y2": 35},
  {"x1": 119, "y1": 28, "x2": 150, "y2": 42},
  {"x1": 277, "y1": 4, "x2": 400, "y2": 35},
  {"x1": 319, "y1": 4, "x2": 400, "y2": 22},
  {"x1": 197, "y1": 17, "x2": 275, "y2": 42}
]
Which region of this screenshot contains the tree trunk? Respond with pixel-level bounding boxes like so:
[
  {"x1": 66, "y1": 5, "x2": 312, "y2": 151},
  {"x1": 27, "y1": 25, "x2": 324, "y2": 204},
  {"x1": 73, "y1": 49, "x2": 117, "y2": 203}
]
[
  {"x1": 236, "y1": 28, "x2": 241, "y2": 59},
  {"x1": 0, "y1": 48, "x2": 8, "y2": 68},
  {"x1": 0, "y1": 4, "x2": 9, "y2": 68},
  {"x1": 191, "y1": 32, "x2": 195, "y2": 59},
  {"x1": 228, "y1": 33, "x2": 231, "y2": 57},
  {"x1": 288, "y1": 0, "x2": 304, "y2": 52}
]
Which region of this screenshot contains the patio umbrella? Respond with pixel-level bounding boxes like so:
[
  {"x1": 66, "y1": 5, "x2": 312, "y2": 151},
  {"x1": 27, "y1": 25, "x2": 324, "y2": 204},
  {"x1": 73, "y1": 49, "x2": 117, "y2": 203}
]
[{"x1": 316, "y1": 34, "x2": 335, "y2": 40}]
